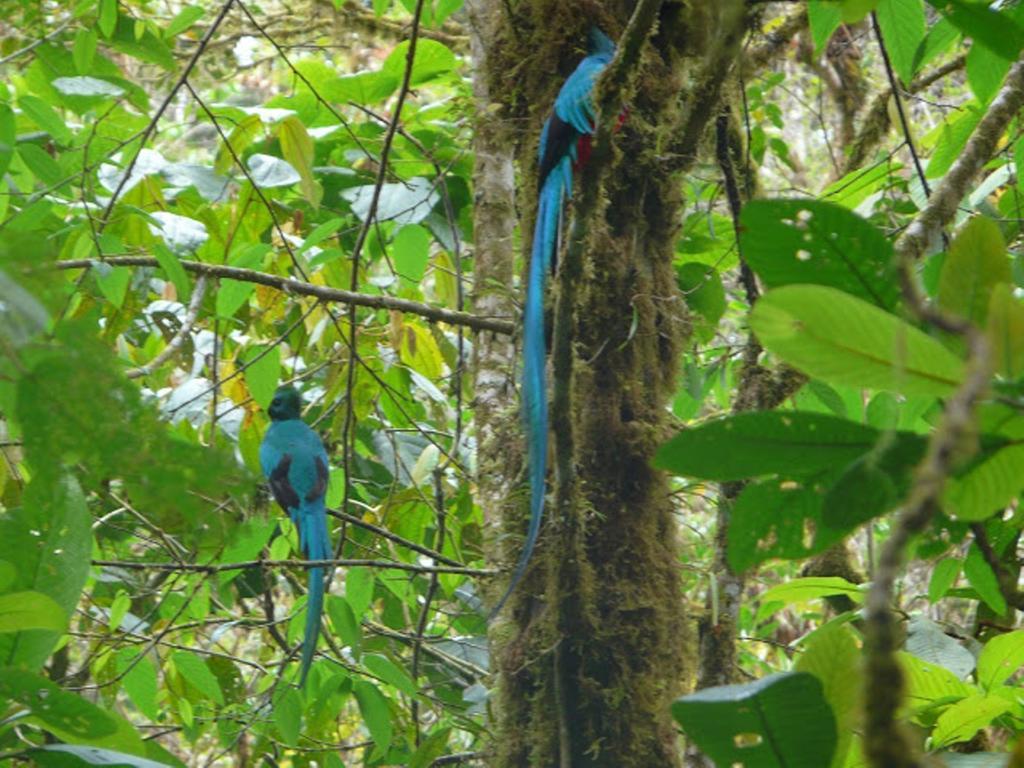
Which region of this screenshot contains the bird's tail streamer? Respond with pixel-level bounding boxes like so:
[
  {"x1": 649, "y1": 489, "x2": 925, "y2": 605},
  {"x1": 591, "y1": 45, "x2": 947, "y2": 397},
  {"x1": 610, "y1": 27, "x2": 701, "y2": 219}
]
[
  {"x1": 489, "y1": 160, "x2": 570, "y2": 620},
  {"x1": 298, "y1": 500, "x2": 330, "y2": 686}
]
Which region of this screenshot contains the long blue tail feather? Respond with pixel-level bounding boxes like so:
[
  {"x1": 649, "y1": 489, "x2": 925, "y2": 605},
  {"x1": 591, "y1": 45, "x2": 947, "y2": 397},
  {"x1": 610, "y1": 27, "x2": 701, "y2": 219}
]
[
  {"x1": 488, "y1": 28, "x2": 615, "y2": 620},
  {"x1": 489, "y1": 162, "x2": 568, "y2": 620},
  {"x1": 298, "y1": 498, "x2": 330, "y2": 687}
]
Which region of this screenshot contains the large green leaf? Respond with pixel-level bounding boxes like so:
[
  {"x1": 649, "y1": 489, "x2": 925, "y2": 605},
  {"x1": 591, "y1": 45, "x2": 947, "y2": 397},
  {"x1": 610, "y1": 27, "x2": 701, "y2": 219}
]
[
  {"x1": 937, "y1": 216, "x2": 1010, "y2": 327},
  {"x1": 932, "y1": 694, "x2": 1010, "y2": 749},
  {"x1": 655, "y1": 411, "x2": 881, "y2": 482},
  {"x1": 0, "y1": 476, "x2": 90, "y2": 670},
  {"x1": 943, "y1": 443, "x2": 1024, "y2": 522},
  {"x1": 750, "y1": 285, "x2": 965, "y2": 396},
  {"x1": 353, "y1": 680, "x2": 393, "y2": 754},
  {"x1": 741, "y1": 200, "x2": 899, "y2": 310},
  {"x1": 925, "y1": 0, "x2": 1024, "y2": 61},
  {"x1": 795, "y1": 623, "x2": 862, "y2": 768},
  {"x1": 672, "y1": 672, "x2": 837, "y2": 768},
  {"x1": 976, "y1": 630, "x2": 1024, "y2": 690},
  {"x1": 30, "y1": 745, "x2": 174, "y2": 768},
  {"x1": 727, "y1": 479, "x2": 845, "y2": 573},
  {"x1": 986, "y1": 283, "x2": 1024, "y2": 379},
  {"x1": 875, "y1": 0, "x2": 927, "y2": 82},
  {"x1": 0, "y1": 591, "x2": 66, "y2": 633},
  {"x1": 0, "y1": 667, "x2": 147, "y2": 754}
]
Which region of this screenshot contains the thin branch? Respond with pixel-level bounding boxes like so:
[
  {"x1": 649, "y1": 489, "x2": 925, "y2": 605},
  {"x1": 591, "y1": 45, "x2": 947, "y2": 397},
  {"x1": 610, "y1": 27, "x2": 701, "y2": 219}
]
[
  {"x1": 126, "y1": 277, "x2": 208, "y2": 379},
  {"x1": 52, "y1": 256, "x2": 513, "y2": 334},
  {"x1": 863, "y1": 54, "x2": 1024, "y2": 768},
  {"x1": 92, "y1": 557, "x2": 493, "y2": 576}
]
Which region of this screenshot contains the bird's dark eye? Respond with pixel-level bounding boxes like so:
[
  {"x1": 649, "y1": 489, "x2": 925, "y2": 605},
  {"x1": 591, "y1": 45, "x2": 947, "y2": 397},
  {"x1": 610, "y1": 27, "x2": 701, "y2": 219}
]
[{"x1": 271, "y1": 398, "x2": 280, "y2": 406}]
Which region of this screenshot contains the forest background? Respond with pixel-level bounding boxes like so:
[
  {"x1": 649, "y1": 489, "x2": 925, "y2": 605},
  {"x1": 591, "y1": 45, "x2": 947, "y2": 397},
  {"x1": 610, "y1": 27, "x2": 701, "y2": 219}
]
[{"x1": 1, "y1": 1, "x2": 1024, "y2": 767}]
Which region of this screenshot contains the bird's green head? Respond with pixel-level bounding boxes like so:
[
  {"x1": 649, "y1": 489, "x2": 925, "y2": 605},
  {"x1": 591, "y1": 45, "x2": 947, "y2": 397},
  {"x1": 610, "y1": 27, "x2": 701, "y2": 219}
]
[{"x1": 267, "y1": 386, "x2": 303, "y2": 421}]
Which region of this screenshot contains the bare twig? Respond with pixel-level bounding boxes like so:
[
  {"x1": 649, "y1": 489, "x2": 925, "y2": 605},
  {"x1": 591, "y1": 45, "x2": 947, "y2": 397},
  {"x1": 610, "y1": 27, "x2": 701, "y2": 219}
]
[
  {"x1": 92, "y1": 557, "x2": 493, "y2": 576},
  {"x1": 126, "y1": 277, "x2": 208, "y2": 379}
]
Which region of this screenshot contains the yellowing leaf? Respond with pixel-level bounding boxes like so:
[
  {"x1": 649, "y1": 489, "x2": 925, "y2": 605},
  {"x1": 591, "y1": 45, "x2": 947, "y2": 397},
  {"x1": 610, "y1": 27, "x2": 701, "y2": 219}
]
[
  {"x1": 278, "y1": 116, "x2": 320, "y2": 208},
  {"x1": 399, "y1": 324, "x2": 443, "y2": 380}
]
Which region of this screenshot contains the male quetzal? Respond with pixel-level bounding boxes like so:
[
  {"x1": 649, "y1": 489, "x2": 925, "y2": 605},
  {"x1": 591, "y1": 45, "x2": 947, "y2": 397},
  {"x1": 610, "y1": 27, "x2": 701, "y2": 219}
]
[
  {"x1": 259, "y1": 385, "x2": 331, "y2": 686},
  {"x1": 490, "y1": 28, "x2": 617, "y2": 619}
]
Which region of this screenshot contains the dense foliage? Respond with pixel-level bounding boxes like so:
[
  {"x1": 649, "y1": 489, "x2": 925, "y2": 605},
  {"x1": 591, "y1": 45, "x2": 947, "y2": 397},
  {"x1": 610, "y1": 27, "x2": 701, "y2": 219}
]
[{"x1": 0, "y1": 0, "x2": 1023, "y2": 766}]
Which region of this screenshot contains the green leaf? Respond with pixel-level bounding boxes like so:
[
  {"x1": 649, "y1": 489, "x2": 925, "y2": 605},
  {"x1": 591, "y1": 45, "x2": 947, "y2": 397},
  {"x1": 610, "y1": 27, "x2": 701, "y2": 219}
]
[
  {"x1": 655, "y1": 411, "x2": 881, "y2": 482},
  {"x1": 0, "y1": 560, "x2": 14, "y2": 592},
  {"x1": 929, "y1": 558, "x2": 961, "y2": 602},
  {"x1": 409, "y1": 727, "x2": 452, "y2": 768},
  {"x1": 0, "y1": 103, "x2": 16, "y2": 179},
  {"x1": 927, "y1": 105, "x2": 983, "y2": 180},
  {"x1": 382, "y1": 39, "x2": 456, "y2": 86},
  {"x1": 676, "y1": 263, "x2": 726, "y2": 341},
  {"x1": 964, "y1": 544, "x2": 1007, "y2": 616},
  {"x1": 346, "y1": 567, "x2": 373, "y2": 619},
  {"x1": 822, "y1": 431, "x2": 928, "y2": 529},
  {"x1": 944, "y1": 444, "x2": 1024, "y2": 522},
  {"x1": 0, "y1": 667, "x2": 118, "y2": 739},
  {"x1": 913, "y1": 16, "x2": 959, "y2": 74},
  {"x1": 875, "y1": 0, "x2": 926, "y2": 83},
  {"x1": 215, "y1": 114, "x2": 263, "y2": 174},
  {"x1": 19, "y1": 95, "x2": 73, "y2": 145},
  {"x1": 937, "y1": 217, "x2": 1010, "y2": 326},
  {"x1": 274, "y1": 687, "x2": 302, "y2": 747},
  {"x1": 932, "y1": 694, "x2": 1010, "y2": 749},
  {"x1": 353, "y1": 681, "x2": 393, "y2": 753},
  {"x1": 19, "y1": 143, "x2": 65, "y2": 187},
  {"x1": 924, "y1": 0, "x2": 1024, "y2": 61},
  {"x1": 72, "y1": 28, "x2": 98, "y2": 74},
  {"x1": 672, "y1": 672, "x2": 837, "y2": 768},
  {"x1": 171, "y1": 651, "x2": 224, "y2": 704},
  {"x1": 977, "y1": 629, "x2": 1024, "y2": 690},
  {"x1": 278, "y1": 116, "x2": 319, "y2": 207},
  {"x1": 740, "y1": 200, "x2": 900, "y2": 310},
  {"x1": 152, "y1": 243, "x2": 191, "y2": 303},
  {"x1": 394, "y1": 224, "x2": 432, "y2": 284},
  {"x1": 821, "y1": 159, "x2": 902, "y2": 209},
  {"x1": 324, "y1": 70, "x2": 399, "y2": 104},
  {"x1": 94, "y1": 265, "x2": 131, "y2": 308},
  {"x1": 841, "y1": 0, "x2": 876, "y2": 23},
  {"x1": 119, "y1": 651, "x2": 160, "y2": 722},
  {"x1": 808, "y1": 1, "x2": 842, "y2": 55},
  {"x1": 750, "y1": 285, "x2": 965, "y2": 397},
  {"x1": 727, "y1": 479, "x2": 843, "y2": 574},
  {"x1": 299, "y1": 217, "x2": 344, "y2": 254},
  {"x1": 759, "y1": 577, "x2": 863, "y2": 608},
  {"x1": 216, "y1": 279, "x2": 256, "y2": 319},
  {"x1": 0, "y1": 476, "x2": 90, "y2": 670},
  {"x1": 99, "y1": 0, "x2": 118, "y2": 38},
  {"x1": 328, "y1": 596, "x2": 361, "y2": 657},
  {"x1": 900, "y1": 651, "x2": 973, "y2": 707},
  {"x1": 364, "y1": 653, "x2": 416, "y2": 695},
  {"x1": 30, "y1": 745, "x2": 174, "y2": 768},
  {"x1": 243, "y1": 344, "x2": 281, "y2": 411},
  {"x1": 166, "y1": 5, "x2": 204, "y2": 37},
  {"x1": 967, "y1": 40, "x2": 1012, "y2": 104},
  {"x1": 0, "y1": 591, "x2": 66, "y2": 633},
  {"x1": 795, "y1": 623, "x2": 861, "y2": 768},
  {"x1": 986, "y1": 283, "x2": 1024, "y2": 378}
]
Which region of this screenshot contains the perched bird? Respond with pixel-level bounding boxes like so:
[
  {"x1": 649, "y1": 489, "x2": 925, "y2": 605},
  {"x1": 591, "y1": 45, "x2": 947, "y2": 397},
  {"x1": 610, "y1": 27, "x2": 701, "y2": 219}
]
[
  {"x1": 259, "y1": 385, "x2": 331, "y2": 686},
  {"x1": 490, "y1": 28, "x2": 616, "y2": 620}
]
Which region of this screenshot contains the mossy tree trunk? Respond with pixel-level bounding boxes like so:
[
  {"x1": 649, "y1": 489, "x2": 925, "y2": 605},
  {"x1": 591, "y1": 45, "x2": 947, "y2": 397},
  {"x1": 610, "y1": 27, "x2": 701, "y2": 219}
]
[{"x1": 479, "y1": 2, "x2": 749, "y2": 766}]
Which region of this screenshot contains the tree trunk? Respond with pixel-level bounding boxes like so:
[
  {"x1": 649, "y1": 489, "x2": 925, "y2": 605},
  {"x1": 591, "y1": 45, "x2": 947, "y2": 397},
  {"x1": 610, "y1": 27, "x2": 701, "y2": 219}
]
[{"x1": 478, "y1": 2, "x2": 749, "y2": 765}]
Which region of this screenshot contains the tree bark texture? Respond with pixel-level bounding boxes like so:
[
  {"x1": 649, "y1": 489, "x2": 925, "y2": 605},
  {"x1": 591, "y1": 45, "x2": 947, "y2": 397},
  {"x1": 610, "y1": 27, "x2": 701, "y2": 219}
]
[{"x1": 478, "y1": 2, "x2": 748, "y2": 765}]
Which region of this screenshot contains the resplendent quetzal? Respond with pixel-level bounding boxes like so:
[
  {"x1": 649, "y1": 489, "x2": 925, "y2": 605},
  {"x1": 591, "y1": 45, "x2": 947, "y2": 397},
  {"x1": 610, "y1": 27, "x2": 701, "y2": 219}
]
[
  {"x1": 490, "y1": 28, "x2": 616, "y2": 619},
  {"x1": 260, "y1": 385, "x2": 331, "y2": 686}
]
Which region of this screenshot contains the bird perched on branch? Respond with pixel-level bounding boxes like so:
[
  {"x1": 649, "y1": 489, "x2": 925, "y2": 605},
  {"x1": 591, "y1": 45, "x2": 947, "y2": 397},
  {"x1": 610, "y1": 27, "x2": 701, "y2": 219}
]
[
  {"x1": 490, "y1": 28, "x2": 617, "y2": 620},
  {"x1": 260, "y1": 385, "x2": 331, "y2": 686}
]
